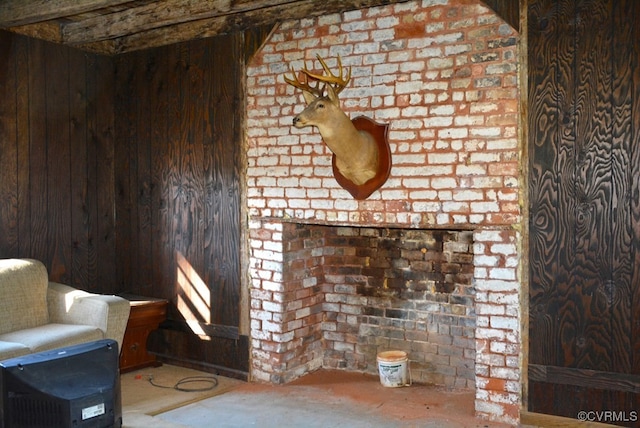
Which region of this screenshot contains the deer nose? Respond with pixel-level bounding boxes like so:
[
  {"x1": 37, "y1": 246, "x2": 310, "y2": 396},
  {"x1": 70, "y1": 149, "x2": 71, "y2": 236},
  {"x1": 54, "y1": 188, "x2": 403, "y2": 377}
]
[{"x1": 292, "y1": 116, "x2": 299, "y2": 125}]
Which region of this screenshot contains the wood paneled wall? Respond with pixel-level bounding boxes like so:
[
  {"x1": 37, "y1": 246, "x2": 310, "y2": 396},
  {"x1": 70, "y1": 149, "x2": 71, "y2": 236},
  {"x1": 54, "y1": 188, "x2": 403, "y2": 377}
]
[
  {"x1": 113, "y1": 34, "x2": 248, "y2": 376},
  {"x1": 528, "y1": 0, "x2": 640, "y2": 421},
  {"x1": 0, "y1": 31, "x2": 117, "y2": 292},
  {"x1": 113, "y1": 37, "x2": 242, "y2": 320},
  {"x1": 0, "y1": 29, "x2": 258, "y2": 377}
]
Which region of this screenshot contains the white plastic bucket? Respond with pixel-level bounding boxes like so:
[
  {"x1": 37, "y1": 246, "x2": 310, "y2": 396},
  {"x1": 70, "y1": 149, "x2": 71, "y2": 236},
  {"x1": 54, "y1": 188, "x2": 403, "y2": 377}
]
[{"x1": 377, "y1": 350, "x2": 410, "y2": 387}]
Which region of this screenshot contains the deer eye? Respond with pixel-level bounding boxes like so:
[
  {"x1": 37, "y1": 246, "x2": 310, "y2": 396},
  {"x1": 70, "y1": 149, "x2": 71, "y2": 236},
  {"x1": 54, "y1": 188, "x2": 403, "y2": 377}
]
[{"x1": 317, "y1": 102, "x2": 325, "y2": 109}]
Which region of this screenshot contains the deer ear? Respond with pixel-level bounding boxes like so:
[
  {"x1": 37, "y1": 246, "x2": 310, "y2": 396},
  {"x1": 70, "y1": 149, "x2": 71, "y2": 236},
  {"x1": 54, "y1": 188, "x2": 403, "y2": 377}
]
[
  {"x1": 302, "y1": 90, "x2": 317, "y2": 105},
  {"x1": 326, "y1": 84, "x2": 340, "y2": 106}
]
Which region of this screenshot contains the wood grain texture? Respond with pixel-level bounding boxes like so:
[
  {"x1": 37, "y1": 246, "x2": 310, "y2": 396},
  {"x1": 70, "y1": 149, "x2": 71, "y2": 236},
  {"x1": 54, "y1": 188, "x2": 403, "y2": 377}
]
[
  {"x1": 528, "y1": 0, "x2": 563, "y2": 367},
  {"x1": 608, "y1": 0, "x2": 636, "y2": 376},
  {"x1": 0, "y1": 32, "x2": 19, "y2": 256},
  {"x1": 96, "y1": 54, "x2": 117, "y2": 293},
  {"x1": 208, "y1": 35, "x2": 242, "y2": 328},
  {"x1": 15, "y1": 34, "x2": 30, "y2": 257},
  {"x1": 45, "y1": 41, "x2": 73, "y2": 281},
  {"x1": 529, "y1": 0, "x2": 640, "y2": 420},
  {"x1": 0, "y1": 32, "x2": 118, "y2": 291},
  {"x1": 632, "y1": 0, "x2": 640, "y2": 377},
  {"x1": 522, "y1": 410, "x2": 625, "y2": 428},
  {"x1": 152, "y1": 43, "x2": 173, "y2": 300},
  {"x1": 530, "y1": 364, "x2": 640, "y2": 394},
  {"x1": 68, "y1": 45, "x2": 89, "y2": 289},
  {"x1": 0, "y1": 0, "x2": 132, "y2": 27},
  {"x1": 529, "y1": 381, "x2": 640, "y2": 426},
  {"x1": 26, "y1": 38, "x2": 50, "y2": 265},
  {"x1": 0, "y1": 29, "x2": 248, "y2": 371},
  {"x1": 61, "y1": 0, "x2": 280, "y2": 44},
  {"x1": 112, "y1": 34, "x2": 245, "y2": 363},
  {"x1": 148, "y1": 328, "x2": 250, "y2": 379},
  {"x1": 113, "y1": 50, "x2": 136, "y2": 293}
]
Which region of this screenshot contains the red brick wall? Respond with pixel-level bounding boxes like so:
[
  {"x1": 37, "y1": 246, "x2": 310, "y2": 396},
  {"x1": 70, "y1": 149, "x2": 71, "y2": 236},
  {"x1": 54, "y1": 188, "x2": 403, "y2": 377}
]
[{"x1": 246, "y1": 0, "x2": 521, "y2": 424}]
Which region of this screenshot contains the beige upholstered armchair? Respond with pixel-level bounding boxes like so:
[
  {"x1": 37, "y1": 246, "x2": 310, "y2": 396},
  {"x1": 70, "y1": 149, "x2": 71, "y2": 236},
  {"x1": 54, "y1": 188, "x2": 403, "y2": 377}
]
[{"x1": 0, "y1": 258, "x2": 130, "y2": 361}]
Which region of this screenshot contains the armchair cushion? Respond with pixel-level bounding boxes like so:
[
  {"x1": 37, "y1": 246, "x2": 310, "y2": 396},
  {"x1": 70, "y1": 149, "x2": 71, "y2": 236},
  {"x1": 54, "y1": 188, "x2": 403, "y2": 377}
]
[
  {"x1": 0, "y1": 341, "x2": 30, "y2": 360},
  {"x1": 0, "y1": 258, "x2": 49, "y2": 335},
  {"x1": 0, "y1": 323, "x2": 103, "y2": 353}
]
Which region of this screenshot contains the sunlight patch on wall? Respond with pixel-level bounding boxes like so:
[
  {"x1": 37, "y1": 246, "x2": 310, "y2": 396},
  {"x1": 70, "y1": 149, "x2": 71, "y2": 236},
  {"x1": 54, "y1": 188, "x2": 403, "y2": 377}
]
[{"x1": 176, "y1": 251, "x2": 211, "y2": 339}]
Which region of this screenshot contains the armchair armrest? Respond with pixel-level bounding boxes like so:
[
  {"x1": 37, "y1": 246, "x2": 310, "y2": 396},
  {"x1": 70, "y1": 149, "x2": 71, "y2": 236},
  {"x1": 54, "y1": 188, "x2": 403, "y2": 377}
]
[{"x1": 47, "y1": 282, "x2": 131, "y2": 349}]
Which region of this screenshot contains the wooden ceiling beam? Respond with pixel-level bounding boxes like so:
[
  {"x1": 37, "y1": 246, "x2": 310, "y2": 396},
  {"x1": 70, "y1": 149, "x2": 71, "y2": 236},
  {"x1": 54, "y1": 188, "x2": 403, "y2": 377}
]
[
  {"x1": 0, "y1": 0, "x2": 134, "y2": 27},
  {"x1": 88, "y1": 0, "x2": 408, "y2": 54},
  {"x1": 6, "y1": 21, "x2": 63, "y2": 44},
  {"x1": 62, "y1": 0, "x2": 296, "y2": 45}
]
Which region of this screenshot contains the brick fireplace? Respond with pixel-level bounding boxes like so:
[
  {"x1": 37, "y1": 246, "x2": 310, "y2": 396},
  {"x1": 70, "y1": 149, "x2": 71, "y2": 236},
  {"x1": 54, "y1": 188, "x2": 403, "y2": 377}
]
[{"x1": 245, "y1": 0, "x2": 522, "y2": 424}]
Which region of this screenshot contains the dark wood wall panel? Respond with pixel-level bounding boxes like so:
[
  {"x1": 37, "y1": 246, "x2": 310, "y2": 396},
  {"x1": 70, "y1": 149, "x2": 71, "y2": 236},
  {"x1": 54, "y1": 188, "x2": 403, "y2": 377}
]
[
  {"x1": 46, "y1": 39, "x2": 73, "y2": 280},
  {"x1": 0, "y1": 31, "x2": 117, "y2": 292},
  {"x1": 114, "y1": 34, "x2": 247, "y2": 376},
  {"x1": 1, "y1": 29, "x2": 250, "y2": 375},
  {"x1": 528, "y1": 0, "x2": 561, "y2": 367},
  {"x1": 632, "y1": 0, "x2": 640, "y2": 378},
  {"x1": 0, "y1": 32, "x2": 19, "y2": 255},
  {"x1": 69, "y1": 45, "x2": 90, "y2": 289},
  {"x1": 26, "y1": 38, "x2": 49, "y2": 266},
  {"x1": 93, "y1": 54, "x2": 118, "y2": 294},
  {"x1": 208, "y1": 36, "x2": 243, "y2": 328},
  {"x1": 529, "y1": 0, "x2": 640, "y2": 423},
  {"x1": 608, "y1": 0, "x2": 636, "y2": 375}
]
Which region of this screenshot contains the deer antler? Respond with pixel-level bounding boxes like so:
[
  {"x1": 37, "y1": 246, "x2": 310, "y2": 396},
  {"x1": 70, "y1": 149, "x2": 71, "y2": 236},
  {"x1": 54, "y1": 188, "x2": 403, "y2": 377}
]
[
  {"x1": 284, "y1": 54, "x2": 351, "y2": 97},
  {"x1": 303, "y1": 55, "x2": 351, "y2": 95},
  {"x1": 284, "y1": 64, "x2": 325, "y2": 98}
]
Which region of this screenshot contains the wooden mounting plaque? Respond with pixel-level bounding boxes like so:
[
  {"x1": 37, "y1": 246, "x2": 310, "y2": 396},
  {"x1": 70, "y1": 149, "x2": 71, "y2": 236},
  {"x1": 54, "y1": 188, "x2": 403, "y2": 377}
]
[{"x1": 332, "y1": 116, "x2": 392, "y2": 200}]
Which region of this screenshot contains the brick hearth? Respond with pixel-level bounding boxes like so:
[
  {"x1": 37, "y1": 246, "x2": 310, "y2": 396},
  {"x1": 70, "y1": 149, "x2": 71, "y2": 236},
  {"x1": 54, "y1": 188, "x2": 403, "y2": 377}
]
[{"x1": 245, "y1": 0, "x2": 522, "y2": 424}]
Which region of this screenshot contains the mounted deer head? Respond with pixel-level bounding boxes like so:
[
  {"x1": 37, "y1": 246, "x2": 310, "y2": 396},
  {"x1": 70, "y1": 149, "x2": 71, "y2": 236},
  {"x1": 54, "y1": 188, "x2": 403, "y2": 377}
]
[{"x1": 284, "y1": 55, "x2": 380, "y2": 187}]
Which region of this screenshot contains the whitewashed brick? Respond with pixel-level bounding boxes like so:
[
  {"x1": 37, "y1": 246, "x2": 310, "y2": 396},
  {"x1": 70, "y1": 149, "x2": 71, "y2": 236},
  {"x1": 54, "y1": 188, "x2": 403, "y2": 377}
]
[
  {"x1": 476, "y1": 327, "x2": 506, "y2": 340},
  {"x1": 490, "y1": 316, "x2": 518, "y2": 331},
  {"x1": 438, "y1": 127, "x2": 468, "y2": 139},
  {"x1": 454, "y1": 190, "x2": 484, "y2": 201},
  {"x1": 424, "y1": 116, "x2": 454, "y2": 127},
  {"x1": 476, "y1": 304, "x2": 505, "y2": 315},
  {"x1": 430, "y1": 105, "x2": 455, "y2": 116},
  {"x1": 489, "y1": 268, "x2": 516, "y2": 280},
  {"x1": 428, "y1": 57, "x2": 454, "y2": 69},
  {"x1": 395, "y1": 81, "x2": 423, "y2": 94},
  {"x1": 475, "y1": 230, "x2": 504, "y2": 242},
  {"x1": 475, "y1": 279, "x2": 518, "y2": 293},
  {"x1": 491, "y1": 243, "x2": 517, "y2": 256},
  {"x1": 490, "y1": 367, "x2": 519, "y2": 381}
]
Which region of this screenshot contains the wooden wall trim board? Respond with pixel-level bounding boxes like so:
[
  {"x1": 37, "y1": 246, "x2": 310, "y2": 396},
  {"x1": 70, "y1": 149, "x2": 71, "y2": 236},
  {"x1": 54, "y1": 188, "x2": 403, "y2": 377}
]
[
  {"x1": 521, "y1": 411, "x2": 623, "y2": 428},
  {"x1": 518, "y1": 0, "x2": 530, "y2": 414},
  {"x1": 160, "y1": 319, "x2": 239, "y2": 341},
  {"x1": 529, "y1": 364, "x2": 640, "y2": 395}
]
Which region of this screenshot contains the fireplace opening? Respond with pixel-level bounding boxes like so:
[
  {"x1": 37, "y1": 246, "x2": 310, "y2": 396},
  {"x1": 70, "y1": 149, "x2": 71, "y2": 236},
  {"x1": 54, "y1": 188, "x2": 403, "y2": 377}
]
[{"x1": 280, "y1": 223, "x2": 476, "y2": 388}]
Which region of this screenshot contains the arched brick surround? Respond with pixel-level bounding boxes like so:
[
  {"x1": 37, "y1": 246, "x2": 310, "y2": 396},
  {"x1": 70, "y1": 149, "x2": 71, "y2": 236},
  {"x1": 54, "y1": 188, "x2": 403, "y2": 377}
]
[{"x1": 245, "y1": 0, "x2": 522, "y2": 424}]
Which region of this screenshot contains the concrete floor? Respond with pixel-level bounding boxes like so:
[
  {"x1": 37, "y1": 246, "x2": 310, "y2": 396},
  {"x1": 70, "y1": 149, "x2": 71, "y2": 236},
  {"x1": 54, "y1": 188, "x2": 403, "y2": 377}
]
[{"x1": 149, "y1": 370, "x2": 509, "y2": 428}]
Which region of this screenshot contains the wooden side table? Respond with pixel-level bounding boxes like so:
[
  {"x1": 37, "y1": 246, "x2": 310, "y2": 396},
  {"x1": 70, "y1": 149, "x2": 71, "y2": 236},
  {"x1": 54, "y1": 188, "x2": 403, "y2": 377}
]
[{"x1": 119, "y1": 294, "x2": 168, "y2": 373}]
